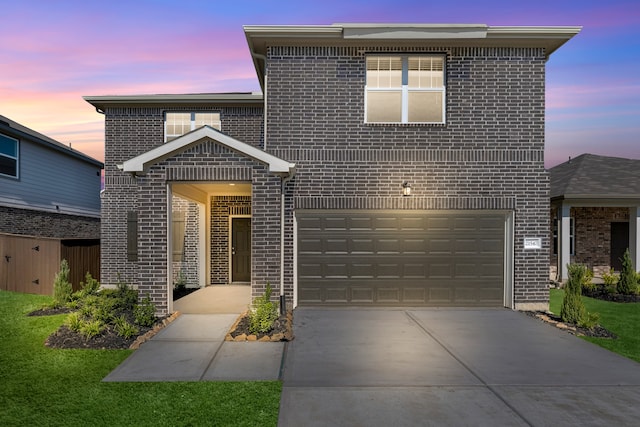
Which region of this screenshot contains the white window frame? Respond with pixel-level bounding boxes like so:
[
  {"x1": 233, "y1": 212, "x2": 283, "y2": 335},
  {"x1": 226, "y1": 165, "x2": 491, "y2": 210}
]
[
  {"x1": 365, "y1": 55, "x2": 446, "y2": 124},
  {"x1": 164, "y1": 112, "x2": 221, "y2": 142},
  {"x1": 0, "y1": 132, "x2": 19, "y2": 179},
  {"x1": 553, "y1": 217, "x2": 575, "y2": 256}
]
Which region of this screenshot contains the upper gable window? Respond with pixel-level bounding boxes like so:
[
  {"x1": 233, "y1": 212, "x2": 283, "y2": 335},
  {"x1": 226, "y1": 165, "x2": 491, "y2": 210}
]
[
  {"x1": 165, "y1": 112, "x2": 221, "y2": 142},
  {"x1": 0, "y1": 132, "x2": 19, "y2": 179},
  {"x1": 365, "y1": 55, "x2": 445, "y2": 124}
]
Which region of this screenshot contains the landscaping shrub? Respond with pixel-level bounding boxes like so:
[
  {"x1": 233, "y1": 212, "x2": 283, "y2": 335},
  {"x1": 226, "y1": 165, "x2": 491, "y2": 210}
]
[
  {"x1": 79, "y1": 319, "x2": 104, "y2": 339},
  {"x1": 52, "y1": 259, "x2": 73, "y2": 308},
  {"x1": 134, "y1": 295, "x2": 156, "y2": 327},
  {"x1": 561, "y1": 264, "x2": 600, "y2": 329},
  {"x1": 64, "y1": 312, "x2": 82, "y2": 332},
  {"x1": 249, "y1": 283, "x2": 279, "y2": 334},
  {"x1": 581, "y1": 267, "x2": 595, "y2": 292},
  {"x1": 617, "y1": 249, "x2": 638, "y2": 295},
  {"x1": 113, "y1": 315, "x2": 139, "y2": 339}
]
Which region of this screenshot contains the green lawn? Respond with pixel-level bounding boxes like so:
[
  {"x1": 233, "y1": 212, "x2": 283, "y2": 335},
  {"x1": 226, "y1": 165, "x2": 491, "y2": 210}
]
[
  {"x1": 0, "y1": 290, "x2": 281, "y2": 427},
  {"x1": 550, "y1": 288, "x2": 640, "y2": 363}
]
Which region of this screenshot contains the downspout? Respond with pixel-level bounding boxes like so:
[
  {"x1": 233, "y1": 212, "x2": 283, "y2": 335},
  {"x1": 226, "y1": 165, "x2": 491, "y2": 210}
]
[{"x1": 279, "y1": 172, "x2": 294, "y2": 315}]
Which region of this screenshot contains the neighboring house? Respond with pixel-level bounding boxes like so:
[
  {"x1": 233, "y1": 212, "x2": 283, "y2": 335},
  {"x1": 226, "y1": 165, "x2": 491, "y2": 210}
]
[
  {"x1": 549, "y1": 153, "x2": 640, "y2": 280},
  {"x1": 0, "y1": 115, "x2": 103, "y2": 294},
  {"x1": 85, "y1": 23, "x2": 580, "y2": 315}
]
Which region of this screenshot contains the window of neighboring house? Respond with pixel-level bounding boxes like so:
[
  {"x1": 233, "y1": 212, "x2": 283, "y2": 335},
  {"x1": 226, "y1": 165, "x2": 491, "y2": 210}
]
[
  {"x1": 164, "y1": 112, "x2": 221, "y2": 142},
  {"x1": 127, "y1": 211, "x2": 138, "y2": 262},
  {"x1": 172, "y1": 211, "x2": 186, "y2": 262},
  {"x1": 553, "y1": 217, "x2": 575, "y2": 256},
  {"x1": 365, "y1": 55, "x2": 445, "y2": 124},
  {"x1": 0, "y1": 132, "x2": 19, "y2": 178}
]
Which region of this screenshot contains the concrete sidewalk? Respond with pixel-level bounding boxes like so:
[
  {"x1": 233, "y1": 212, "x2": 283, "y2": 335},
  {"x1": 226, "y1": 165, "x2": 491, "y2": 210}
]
[
  {"x1": 103, "y1": 314, "x2": 284, "y2": 382},
  {"x1": 279, "y1": 308, "x2": 640, "y2": 426}
]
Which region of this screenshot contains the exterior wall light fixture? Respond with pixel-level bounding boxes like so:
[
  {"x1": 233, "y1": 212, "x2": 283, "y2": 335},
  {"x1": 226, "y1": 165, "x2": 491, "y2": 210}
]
[{"x1": 402, "y1": 181, "x2": 412, "y2": 196}]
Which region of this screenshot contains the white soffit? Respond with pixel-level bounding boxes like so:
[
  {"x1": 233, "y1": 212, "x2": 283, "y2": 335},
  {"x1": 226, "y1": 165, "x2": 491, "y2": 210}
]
[{"x1": 120, "y1": 126, "x2": 295, "y2": 176}]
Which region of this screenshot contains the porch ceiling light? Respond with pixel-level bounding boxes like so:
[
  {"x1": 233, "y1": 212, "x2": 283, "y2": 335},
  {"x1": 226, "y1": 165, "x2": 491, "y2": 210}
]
[{"x1": 402, "y1": 181, "x2": 412, "y2": 196}]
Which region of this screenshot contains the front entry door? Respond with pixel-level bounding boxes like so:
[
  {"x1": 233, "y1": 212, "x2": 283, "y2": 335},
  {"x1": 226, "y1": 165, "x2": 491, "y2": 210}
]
[
  {"x1": 611, "y1": 222, "x2": 630, "y2": 271},
  {"x1": 231, "y1": 218, "x2": 251, "y2": 282}
]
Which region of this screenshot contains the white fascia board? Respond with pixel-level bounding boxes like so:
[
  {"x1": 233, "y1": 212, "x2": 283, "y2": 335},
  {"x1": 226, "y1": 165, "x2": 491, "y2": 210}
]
[
  {"x1": 340, "y1": 23, "x2": 488, "y2": 39},
  {"x1": 120, "y1": 126, "x2": 295, "y2": 176},
  {"x1": 487, "y1": 26, "x2": 582, "y2": 39}
]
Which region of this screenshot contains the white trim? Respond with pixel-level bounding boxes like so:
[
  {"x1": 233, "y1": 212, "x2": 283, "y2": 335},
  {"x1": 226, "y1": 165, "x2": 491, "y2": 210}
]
[
  {"x1": 167, "y1": 184, "x2": 174, "y2": 314},
  {"x1": 504, "y1": 211, "x2": 514, "y2": 309},
  {"x1": 228, "y1": 215, "x2": 252, "y2": 284},
  {"x1": 120, "y1": 126, "x2": 295, "y2": 176},
  {"x1": 630, "y1": 207, "x2": 640, "y2": 272},
  {"x1": 198, "y1": 203, "x2": 206, "y2": 288},
  {"x1": 0, "y1": 198, "x2": 101, "y2": 218},
  {"x1": 293, "y1": 212, "x2": 298, "y2": 308}
]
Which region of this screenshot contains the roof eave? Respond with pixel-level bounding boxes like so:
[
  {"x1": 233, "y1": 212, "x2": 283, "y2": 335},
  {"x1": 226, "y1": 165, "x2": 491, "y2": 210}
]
[{"x1": 84, "y1": 93, "x2": 264, "y2": 111}]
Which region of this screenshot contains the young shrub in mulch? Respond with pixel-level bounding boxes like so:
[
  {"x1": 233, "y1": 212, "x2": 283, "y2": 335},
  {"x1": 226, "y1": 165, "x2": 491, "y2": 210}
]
[
  {"x1": 52, "y1": 259, "x2": 73, "y2": 308},
  {"x1": 617, "y1": 249, "x2": 638, "y2": 295},
  {"x1": 249, "y1": 283, "x2": 279, "y2": 335},
  {"x1": 561, "y1": 263, "x2": 599, "y2": 329}
]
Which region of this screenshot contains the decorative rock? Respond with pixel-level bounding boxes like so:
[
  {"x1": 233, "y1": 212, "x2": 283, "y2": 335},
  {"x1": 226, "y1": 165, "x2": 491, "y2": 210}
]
[
  {"x1": 247, "y1": 334, "x2": 257, "y2": 341},
  {"x1": 234, "y1": 333, "x2": 247, "y2": 342},
  {"x1": 270, "y1": 333, "x2": 284, "y2": 342},
  {"x1": 556, "y1": 323, "x2": 568, "y2": 329},
  {"x1": 258, "y1": 336, "x2": 271, "y2": 342}
]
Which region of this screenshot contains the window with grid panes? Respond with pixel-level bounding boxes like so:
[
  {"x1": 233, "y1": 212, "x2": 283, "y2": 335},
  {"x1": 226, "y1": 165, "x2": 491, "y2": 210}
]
[
  {"x1": 365, "y1": 55, "x2": 445, "y2": 124},
  {"x1": 164, "y1": 112, "x2": 221, "y2": 142}
]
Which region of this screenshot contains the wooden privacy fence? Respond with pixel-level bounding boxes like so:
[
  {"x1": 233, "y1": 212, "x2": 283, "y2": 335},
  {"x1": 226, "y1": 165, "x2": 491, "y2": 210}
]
[{"x1": 0, "y1": 233, "x2": 100, "y2": 296}]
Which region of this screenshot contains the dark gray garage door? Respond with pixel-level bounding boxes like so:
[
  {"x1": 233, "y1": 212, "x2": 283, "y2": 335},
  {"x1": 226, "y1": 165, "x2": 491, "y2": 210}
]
[{"x1": 297, "y1": 210, "x2": 506, "y2": 307}]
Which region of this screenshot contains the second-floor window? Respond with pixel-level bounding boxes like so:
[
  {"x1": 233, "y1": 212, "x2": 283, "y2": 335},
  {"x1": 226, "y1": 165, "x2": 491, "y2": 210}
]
[
  {"x1": 365, "y1": 55, "x2": 445, "y2": 124},
  {"x1": 0, "y1": 132, "x2": 19, "y2": 179},
  {"x1": 165, "y1": 112, "x2": 221, "y2": 142}
]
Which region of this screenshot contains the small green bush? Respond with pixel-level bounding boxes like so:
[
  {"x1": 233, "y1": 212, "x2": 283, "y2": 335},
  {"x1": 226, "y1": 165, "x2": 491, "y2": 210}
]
[
  {"x1": 77, "y1": 272, "x2": 100, "y2": 298},
  {"x1": 113, "y1": 315, "x2": 139, "y2": 339},
  {"x1": 65, "y1": 312, "x2": 83, "y2": 332},
  {"x1": 602, "y1": 268, "x2": 619, "y2": 287},
  {"x1": 617, "y1": 249, "x2": 638, "y2": 295},
  {"x1": 249, "y1": 284, "x2": 279, "y2": 334},
  {"x1": 174, "y1": 271, "x2": 187, "y2": 291},
  {"x1": 560, "y1": 263, "x2": 600, "y2": 330},
  {"x1": 134, "y1": 295, "x2": 156, "y2": 327},
  {"x1": 79, "y1": 319, "x2": 104, "y2": 339},
  {"x1": 581, "y1": 268, "x2": 595, "y2": 292},
  {"x1": 52, "y1": 259, "x2": 73, "y2": 308}
]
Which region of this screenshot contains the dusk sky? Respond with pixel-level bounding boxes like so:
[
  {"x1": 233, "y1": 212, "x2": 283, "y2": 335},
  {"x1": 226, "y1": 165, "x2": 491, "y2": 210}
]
[{"x1": 0, "y1": 0, "x2": 638, "y2": 168}]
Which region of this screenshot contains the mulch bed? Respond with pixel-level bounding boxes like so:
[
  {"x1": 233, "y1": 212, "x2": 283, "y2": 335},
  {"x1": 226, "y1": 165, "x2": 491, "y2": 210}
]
[
  {"x1": 172, "y1": 287, "x2": 199, "y2": 301},
  {"x1": 582, "y1": 288, "x2": 640, "y2": 303},
  {"x1": 226, "y1": 310, "x2": 294, "y2": 342},
  {"x1": 523, "y1": 310, "x2": 617, "y2": 339}
]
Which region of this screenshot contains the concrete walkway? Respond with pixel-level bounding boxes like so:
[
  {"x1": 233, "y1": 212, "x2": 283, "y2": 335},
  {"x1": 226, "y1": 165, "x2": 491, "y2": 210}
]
[
  {"x1": 103, "y1": 286, "x2": 285, "y2": 382},
  {"x1": 103, "y1": 313, "x2": 285, "y2": 382},
  {"x1": 279, "y1": 308, "x2": 640, "y2": 426}
]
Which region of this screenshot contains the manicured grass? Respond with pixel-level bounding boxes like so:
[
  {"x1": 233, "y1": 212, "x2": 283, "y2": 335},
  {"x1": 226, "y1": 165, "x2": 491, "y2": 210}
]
[
  {"x1": 550, "y1": 288, "x2": 640, "y2": 363},
  {"x1": 0, "y1": 290, "x2": 281, "y2": 426}
]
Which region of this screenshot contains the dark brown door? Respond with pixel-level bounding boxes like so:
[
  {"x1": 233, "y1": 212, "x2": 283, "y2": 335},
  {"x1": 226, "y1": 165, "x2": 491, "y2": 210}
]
[
  {"x1": 611, "y1": 222, "x2": 629, "y2": 271},
  {"x1": 231, "y1": 218, "x2": 251, "y2": 282}
]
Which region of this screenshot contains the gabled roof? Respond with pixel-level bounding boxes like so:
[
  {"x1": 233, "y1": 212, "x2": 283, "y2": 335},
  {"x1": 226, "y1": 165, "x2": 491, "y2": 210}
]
[
  {"x1": 120, "y1": 126, "x2": 295, "y2": 177},
  {"x1": 244, "y1": 23, "x2": 582, "y2": 89},
  {"x1": 0, "y1": 114, "x2": 103, "y2": 168},
  {"x1": 550, "y1": 154, "x2": 640, "y2": 200}
]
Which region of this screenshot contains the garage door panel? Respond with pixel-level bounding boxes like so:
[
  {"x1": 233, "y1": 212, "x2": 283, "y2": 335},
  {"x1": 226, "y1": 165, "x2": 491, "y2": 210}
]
[{"x1": 297, "y1": 210, "x2": 506, "y2": 307}]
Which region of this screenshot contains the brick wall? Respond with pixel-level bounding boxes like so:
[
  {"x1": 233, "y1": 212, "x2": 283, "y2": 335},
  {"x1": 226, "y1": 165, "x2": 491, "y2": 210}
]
[
  {"x1": 102, "y1": 105, "x2": 263, "y2": 313},
  {"x1": 266, "y1": 45, "x2": 549, "y2": 308},
  {"x1": 0, "y1": 205, "x2": 99, "y2": 239}
]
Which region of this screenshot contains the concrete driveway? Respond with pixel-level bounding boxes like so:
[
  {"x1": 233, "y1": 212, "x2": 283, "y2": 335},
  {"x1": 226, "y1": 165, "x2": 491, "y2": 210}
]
[{"x1": 279, "y1": 308, "x2": 640, "y2": 426}]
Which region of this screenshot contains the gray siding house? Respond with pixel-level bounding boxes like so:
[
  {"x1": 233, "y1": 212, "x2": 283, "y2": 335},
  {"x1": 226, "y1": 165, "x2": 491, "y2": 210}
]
[
  {"x1": 0, "y1": 115, "x2": 103, "y2": 293},
  {"x1": 86, "y1": 23, "x2": 580, "y2": 315}
]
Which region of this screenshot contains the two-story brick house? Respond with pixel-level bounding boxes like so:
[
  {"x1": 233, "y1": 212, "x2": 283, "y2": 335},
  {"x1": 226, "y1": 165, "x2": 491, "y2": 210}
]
[{"x1": 86, "y1": 24, "x2": 580, "y2": 315}]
